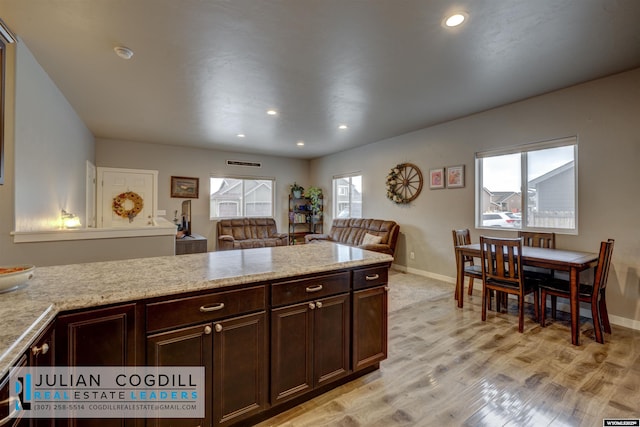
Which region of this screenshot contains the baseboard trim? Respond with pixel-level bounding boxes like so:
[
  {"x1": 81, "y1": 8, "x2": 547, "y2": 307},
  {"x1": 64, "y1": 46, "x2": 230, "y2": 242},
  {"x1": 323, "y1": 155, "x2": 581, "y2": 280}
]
[{"x1": 390, "y1": 263, "x2": 640, "y2": 332}]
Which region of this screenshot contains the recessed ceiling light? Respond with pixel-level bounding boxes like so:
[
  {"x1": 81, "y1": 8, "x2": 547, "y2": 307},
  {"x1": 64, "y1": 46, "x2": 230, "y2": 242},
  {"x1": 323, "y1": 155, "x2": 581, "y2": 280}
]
[
  {"x1": 338, "y1": 124, "x2": 348, "y2": 130},
  {"x1": 296, "y1": 141, "x2": 305, "y2": 146},
  {"x1": 236, "y1": 133, "x2": 245, "y2": 138},
  {"x1": 444, "y1": 13, "x2": 467, "y2": 28},
  {"x1": 266, "y1": 109, "x2": 278, "y2": 116},
  {"x1": 113, "y1": 46, "x2": 134, "y2": 60}
]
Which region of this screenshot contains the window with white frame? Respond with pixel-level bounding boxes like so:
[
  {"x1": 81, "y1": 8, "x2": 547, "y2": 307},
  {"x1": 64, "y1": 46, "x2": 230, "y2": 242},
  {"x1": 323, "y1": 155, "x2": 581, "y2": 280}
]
[
  {"x1": 210, "y1": 177, "x2": 274, "y2": 219},
  {"x1": 475, "y1": 137, "x2": 577, "y2": 232},
  {"x1": 333, "y1": 174, "x2": 362, "y2": 218}
]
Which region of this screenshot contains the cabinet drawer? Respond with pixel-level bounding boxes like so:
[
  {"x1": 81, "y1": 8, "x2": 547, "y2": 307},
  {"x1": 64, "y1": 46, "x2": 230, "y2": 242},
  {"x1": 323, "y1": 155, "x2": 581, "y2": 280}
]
[
  {"x1": 272, "y1": 272, "x2": 350, "y2": 307},
  {"x1": 147, "y1": 285, "x2": 266, "y2": 332},
  {"x1": 353, "y1": 265, "x2": 388, "y2": 290}
]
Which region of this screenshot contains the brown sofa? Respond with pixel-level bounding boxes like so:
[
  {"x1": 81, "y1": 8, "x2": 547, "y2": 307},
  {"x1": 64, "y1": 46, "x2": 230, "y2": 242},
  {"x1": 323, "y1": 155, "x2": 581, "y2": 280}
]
[
  {"x1": 217, "y1": 218, "x2": 288, "y2": 250},
  {"x1": 305, "y1": 218, "x2": 400, "y2": 256}
]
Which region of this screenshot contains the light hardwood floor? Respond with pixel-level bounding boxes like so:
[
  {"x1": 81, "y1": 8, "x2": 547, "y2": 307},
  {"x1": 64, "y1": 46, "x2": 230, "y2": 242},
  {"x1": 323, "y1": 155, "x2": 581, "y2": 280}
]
[{"x1": 256, "y1": 270, "x2": 640, "y2": 427}]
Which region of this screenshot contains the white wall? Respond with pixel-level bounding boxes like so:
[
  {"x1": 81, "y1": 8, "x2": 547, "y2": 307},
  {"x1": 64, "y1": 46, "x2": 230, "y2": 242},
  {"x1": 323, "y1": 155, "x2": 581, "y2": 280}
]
[
  {"x1": 13, "y1": 38, "x2": 94, "y2": 231},
  {"x1": 95, "y1": 138, "x2": 311, "y2": 249},
  {"x1": 0, "y1": 40, "x2": 175, "y2": 267},
  {"x1": 310, "y1": 68, "x2": 640, "y2": 326}
]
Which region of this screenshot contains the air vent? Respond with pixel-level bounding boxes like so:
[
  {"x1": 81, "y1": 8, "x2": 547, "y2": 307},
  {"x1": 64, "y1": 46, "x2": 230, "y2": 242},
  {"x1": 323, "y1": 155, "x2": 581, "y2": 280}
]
[{"x1": 226, "y1": 160, "x2": 262, "y2": 168}]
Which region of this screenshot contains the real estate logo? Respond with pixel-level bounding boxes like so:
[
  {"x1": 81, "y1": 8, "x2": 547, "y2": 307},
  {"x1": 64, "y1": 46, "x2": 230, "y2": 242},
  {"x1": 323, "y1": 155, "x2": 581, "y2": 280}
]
[{"x1": 9, "y1": 366, "x2": 205, "y2": 419}]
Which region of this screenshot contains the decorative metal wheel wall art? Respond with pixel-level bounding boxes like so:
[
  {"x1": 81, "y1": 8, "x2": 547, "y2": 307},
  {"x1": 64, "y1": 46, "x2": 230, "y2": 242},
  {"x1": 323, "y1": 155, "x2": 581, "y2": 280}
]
[{"x1": 386, "y1": 162, "x2": 423, "y2": 204}]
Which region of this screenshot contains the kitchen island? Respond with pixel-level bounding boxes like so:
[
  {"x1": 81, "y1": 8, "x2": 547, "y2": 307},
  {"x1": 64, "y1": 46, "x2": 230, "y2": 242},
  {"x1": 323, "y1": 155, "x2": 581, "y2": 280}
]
[{"x1": 0, "y1": 242, "x2": 392, "y2": 426}]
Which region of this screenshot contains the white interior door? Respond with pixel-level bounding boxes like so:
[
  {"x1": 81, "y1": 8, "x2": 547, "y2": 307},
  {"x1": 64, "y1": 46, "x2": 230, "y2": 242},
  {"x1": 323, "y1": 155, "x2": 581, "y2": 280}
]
[
  {"x1": 98, "y1": 167, "x2": 158, "y2": 228},
  {"x1": 85, "y1": 161, "x2": 97, "y2": 228}
]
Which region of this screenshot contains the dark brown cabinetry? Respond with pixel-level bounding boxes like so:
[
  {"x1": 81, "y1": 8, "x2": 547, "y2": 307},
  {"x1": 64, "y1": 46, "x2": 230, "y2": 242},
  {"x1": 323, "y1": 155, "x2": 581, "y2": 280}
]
[
  {"x1": 270, "y1": 273, "x2": 350, "y2": 405},
  {"x1": 55, "y1": 303, "x2": 143, "y2": 427},
  {"x1": 0, "y1": 355, "x2": 28, "y2": 427},
  {"x1": 212, "y1": 312, "x2": 267, "y2": 427},
  {"x1": 5, "y1": 261, "x2": 390, "y2": 427},
  {"x1": 29, "y1": 323, "x2": 55, "y2": 427},
  {"x1": 147, "y1": 323, "x2": 213, "y2": 427},
  {"x1": 352, "y1": 266, "x2": 389, "y2": 371},
  {"x1": 146, "y1": 286, "x2": 268, "y2": 427}
]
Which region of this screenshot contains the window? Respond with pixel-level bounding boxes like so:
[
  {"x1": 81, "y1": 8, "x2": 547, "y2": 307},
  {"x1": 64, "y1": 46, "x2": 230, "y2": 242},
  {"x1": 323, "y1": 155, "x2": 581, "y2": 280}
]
[
  {"x1": 476, "y1": 137, "x2": 577, "y2": 232},
  {"x1": 333, "y1": 174, "x2": 362, "y2": 218},
  {"x1": 210, "y1": 177, "x2": 274, "y2": 219}
]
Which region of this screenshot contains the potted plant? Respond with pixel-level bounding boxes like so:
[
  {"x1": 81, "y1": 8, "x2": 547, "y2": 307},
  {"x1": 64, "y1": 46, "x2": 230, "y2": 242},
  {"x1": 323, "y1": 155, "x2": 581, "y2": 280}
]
[
  {"x1": 290, "y1": 182, "x2": 304, "y2": 199},
  {"x1": 305, "y1": 186, "x2": 323, "y2": 221}
]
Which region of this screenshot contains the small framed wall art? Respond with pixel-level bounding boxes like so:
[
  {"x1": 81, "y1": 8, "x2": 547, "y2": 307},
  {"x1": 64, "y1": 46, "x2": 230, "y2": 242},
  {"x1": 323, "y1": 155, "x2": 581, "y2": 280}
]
[
  {"x1": 446, "y1": 165, "x2": 465, "y2": 188},
  {"x1": 171, "y1": 176, "x2": 199, "y2": 198},
  {"x1": 429, "y1": 168, "x2": 445, "y2": 189}
]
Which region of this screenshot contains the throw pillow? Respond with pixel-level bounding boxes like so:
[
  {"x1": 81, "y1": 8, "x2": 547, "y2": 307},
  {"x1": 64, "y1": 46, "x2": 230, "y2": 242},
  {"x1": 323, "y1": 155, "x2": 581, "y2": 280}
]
[{"x1": 362, "y1": 233, "x2": 382, "y2": 245}]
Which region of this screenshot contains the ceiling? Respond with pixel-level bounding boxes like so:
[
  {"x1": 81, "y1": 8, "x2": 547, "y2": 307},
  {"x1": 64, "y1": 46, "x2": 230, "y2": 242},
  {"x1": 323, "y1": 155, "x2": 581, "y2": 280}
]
[{"x1": 2, "y1": 0, "x2": 640, "y2": 160}]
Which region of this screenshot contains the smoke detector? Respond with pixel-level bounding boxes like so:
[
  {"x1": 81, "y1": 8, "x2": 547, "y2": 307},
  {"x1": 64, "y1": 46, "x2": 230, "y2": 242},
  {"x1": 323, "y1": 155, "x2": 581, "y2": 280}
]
[{"x1": 113, "y1": 46, "x2": 134, "y2": 60}]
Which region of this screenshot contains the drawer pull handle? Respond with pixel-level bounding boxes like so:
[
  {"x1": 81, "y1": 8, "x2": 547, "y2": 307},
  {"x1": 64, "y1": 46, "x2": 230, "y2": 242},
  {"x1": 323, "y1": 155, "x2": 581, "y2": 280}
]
[
  {"x1": 200, "y1": 303, "x2": 225, "y2": 312},
  {"x1": 204, "y1": 325, "x2": 212, "y2": 335},
  {"x1": 306, "y1": 284, "x2": 323, "y2": 293},
  {"x1": 32, "y1": 343, "x2": 49, "y2": 356},
  {"x1": 215, "y1": 323, "x2": 223, "y2": 333},
  {"x1": 365, "y1": 274, "x2": 380, "y2": 281}
]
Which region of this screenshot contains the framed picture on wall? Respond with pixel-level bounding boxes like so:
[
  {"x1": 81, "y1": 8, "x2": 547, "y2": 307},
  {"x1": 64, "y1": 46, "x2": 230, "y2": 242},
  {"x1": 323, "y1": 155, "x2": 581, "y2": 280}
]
[
  {"x1": 429, "y1": 168, "x2": 445, "y2": 189},
  {"x1": 171, "y1": 176, "x2": 199, "y2": 198},
  {"x1": 446, "y1": 165, "x2": 465, "y2": 188}
]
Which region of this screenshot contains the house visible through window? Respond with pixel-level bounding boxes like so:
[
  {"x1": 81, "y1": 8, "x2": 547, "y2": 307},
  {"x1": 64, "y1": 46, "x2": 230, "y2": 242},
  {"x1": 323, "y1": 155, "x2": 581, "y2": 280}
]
[
  {"x1": 476, "y1": 137, "x2": 577, "y2": 232},
  {"x1": 210, "y1": 177, "x2": 274, "y2": 219},
  {"x1": 333, "y1": 174, "x2": 362, "y2": 218}
]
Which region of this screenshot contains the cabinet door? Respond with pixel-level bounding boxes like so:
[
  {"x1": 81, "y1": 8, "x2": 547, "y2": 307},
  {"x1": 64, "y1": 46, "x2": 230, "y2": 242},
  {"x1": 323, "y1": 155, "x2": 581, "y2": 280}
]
[
  {"x1": 212, "y1": 312, "x2": 267, "y2": 427},
  {"x1": 313, "y1": 294, "x2": 350, "y2": 387},
  {"x1": 270, "y1": 302, "x2": 313, "y2": 404},
  {"x1": 29, "y1": 323, "x2": 55, "y2": 427},
  {"x1": 352, "y1": 286, "x2": 388, "y2": 371},
  {"x1": 56, "y1": 303, "x2": 141, "y2": 367},
  {"x1": 56, "y1": 303, "x2": 142, "y2": 427},
  {"x1": 271, "y1": 293, "x2": 350, "y2": 406},
  {"x1": 147, "y1": 323, "x2": 213, "y2": 427},
  {"x1": 0, "y1": 355, "x2": 28, "y2": 427}
]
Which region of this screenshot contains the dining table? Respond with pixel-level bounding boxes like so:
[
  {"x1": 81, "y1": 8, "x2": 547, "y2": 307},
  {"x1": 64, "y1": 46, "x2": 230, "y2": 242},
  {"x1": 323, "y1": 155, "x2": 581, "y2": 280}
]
[{"x1": 455, "y1": 243, "x2": 599, "y2": 346}]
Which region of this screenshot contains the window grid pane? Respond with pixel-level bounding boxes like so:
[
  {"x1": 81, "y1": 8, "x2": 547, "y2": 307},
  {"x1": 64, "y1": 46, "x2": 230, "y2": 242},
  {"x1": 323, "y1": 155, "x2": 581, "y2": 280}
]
[
  {"x1": 333, "y1": 175, "x2": 362, "y2": 218},
  {"x1": 210, "y1": 177, "x2": 274, "y2": 218},
  {"x1": 476, "y1": 138, "x2": 577, "y2": 232}
]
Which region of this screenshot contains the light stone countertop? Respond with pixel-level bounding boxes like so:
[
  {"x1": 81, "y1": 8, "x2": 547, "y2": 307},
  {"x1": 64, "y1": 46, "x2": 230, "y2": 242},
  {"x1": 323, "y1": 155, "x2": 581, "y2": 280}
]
[{"x1": 0, "y1": 242, "x2": 392, "y2": 377}]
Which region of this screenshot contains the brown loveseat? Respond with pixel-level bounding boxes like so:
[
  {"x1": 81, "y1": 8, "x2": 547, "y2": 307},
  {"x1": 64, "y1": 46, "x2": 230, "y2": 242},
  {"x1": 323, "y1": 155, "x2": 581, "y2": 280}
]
[
  {"x1": 217, "y1": 218, "x2": 288, "y2": 250},
  {"x1": 305, "y1": 218, "x2": 400, "y2": 256}
]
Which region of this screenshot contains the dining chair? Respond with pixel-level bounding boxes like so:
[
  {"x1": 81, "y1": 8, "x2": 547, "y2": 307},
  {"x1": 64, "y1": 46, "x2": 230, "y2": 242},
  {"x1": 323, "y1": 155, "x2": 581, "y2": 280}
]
[
  {"x1": 452, "y1": 229, "x2": 482, "y2": 297},
  {"x1": 480, "y1": 236, "x2": 539, "y2": 333},
  {"x1": 518, "y1": 231, "x2": 556, "y2": 248},
  {"x1": 539, "y1": 239, "x2": 614, "y2": 344},
  {"x1": 518, "y1": 231, "x2": 556, "y2": 280}
]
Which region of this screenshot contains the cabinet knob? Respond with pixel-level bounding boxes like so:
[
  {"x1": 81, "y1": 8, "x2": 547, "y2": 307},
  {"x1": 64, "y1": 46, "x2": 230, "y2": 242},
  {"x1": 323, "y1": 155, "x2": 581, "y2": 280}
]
[
  {"x1": 316, "y1": 301, "x2": 323, "y2": 309},
  {"x1": 204, "y1": 325, "x2": 212, "y2": 335},
  {"x1": 215, "y1": 323, "x2": 223, "y2": 333},
  {"x1": 31, "y1": 342, "x2": 49, "y2": 356},
  {"x1": 384, "y1": 286, "x2": 390, "y2": 292},
  {"x1": 309, "y1": 302, "x2": 316, "y2": 310},
  {"x1": 200, "y1": 302, "x2": 225, "y2": 312}
]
